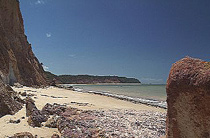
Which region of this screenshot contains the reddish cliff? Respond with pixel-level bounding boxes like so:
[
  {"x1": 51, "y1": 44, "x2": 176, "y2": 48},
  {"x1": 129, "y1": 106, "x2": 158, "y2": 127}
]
[
  {"x1": 0, "y1": 0, "x2": 47, "y2": 86},
  {"x1": 166, "y1": 57, "x2": 210, "y2": 138}
]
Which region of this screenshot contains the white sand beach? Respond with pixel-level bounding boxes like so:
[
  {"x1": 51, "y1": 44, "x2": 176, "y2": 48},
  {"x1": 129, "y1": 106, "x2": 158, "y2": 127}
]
[{"x1": 0, "y1": 86, "x2": 166, "y2": 137}]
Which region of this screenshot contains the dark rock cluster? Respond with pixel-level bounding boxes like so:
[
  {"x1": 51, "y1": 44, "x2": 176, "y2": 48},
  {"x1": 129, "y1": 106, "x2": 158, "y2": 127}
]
[
  {"x1": 0, "y1": 79, "x2": 23, "y2": 117},
  {"x1": 24, "y1": 101, "x2": 104, "y2": 137},
  {"x1": 41, "y1": 103, "x2": 67, "y2": 116},
  {"x1": 57, "y1": 110, "x2": 104, "y2": 137},
  {"x1": 42, "y1": 103, "x2": 104, "y2": 137},
  {"x1": 25, "y1": 97, "x2": 48, "y2": 127}
]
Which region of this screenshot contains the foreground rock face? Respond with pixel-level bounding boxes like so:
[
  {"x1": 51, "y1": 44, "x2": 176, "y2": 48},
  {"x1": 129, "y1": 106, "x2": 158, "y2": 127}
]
[
  {"x1": 166, "y1": 57, "x2": 210, "y2": 138},
  {"x1": 0, "y1": 79, "x2": 22, "y2": 117},
  {"x1": 0, "y1": 0, "x2": 46, "y2": 86},
  {"x1": 26, "y1": 98, "x2": 48, "y2": 127}
]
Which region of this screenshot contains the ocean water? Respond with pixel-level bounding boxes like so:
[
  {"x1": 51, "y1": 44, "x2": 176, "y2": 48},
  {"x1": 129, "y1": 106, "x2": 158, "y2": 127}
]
[
  {"x1": 71, "y1": 84, "x2": 166, "y2": 101},
  {"x1": 63, "y1": 83, "x2": 166, "y2": 101},
  {"x1": 62, "y1": 83, "x2": 167, "y2": 108}
]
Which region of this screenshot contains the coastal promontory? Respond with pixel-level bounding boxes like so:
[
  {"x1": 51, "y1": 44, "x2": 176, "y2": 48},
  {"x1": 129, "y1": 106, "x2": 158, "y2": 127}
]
[{"x1": 45, "y1": 71, "x2": 141, "y2": 84}]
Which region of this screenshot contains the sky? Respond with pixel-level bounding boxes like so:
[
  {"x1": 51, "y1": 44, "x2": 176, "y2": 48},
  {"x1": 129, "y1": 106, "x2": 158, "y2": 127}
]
[{"x1": 19, "y1": 0, "x2": 210, "y2": 84}]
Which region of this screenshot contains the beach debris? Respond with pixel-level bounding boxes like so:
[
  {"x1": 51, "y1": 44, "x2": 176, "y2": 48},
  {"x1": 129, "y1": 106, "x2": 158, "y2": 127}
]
[
  {"x1": 70, "y1": 101, "x2": 90, "y2": 106},
  {"x1": 40, "y1": 94, "x2": 66, "y2": 99},
  {"x1": 24, "y1": 90, "x2": 38, "y2": 93},
  {"x1": 65, "y1": 85, "x2": 74, "y2": 90},
  {"x1": 45, "y1": 115, "x2": 59, "y2": 128},
  {"x1": 9, "y1": 119, "x2": 21, "y2": 124},
  {"x1": 28, "y1": 93, "x2": 36, "y2": 97},
  {"x1": 20, "y1": 92, "x2": 36, "y2": 97},
  {"x1": 166, "y1": 57, "x2": 210, "y2": 138},
  {"x1": 56, "y1": 85, "x2": 74, "y2": 90},
  {"x1": 56, "y1": 85, "x2": 65, "y2": 89},
  {"x1": 10, "y1": 132, "x2": 34, "y2": 138},
  {"x1": 51, "y1": 134, "x2": 60, "y2": 138},
  {"x1": 40, "y1": 94, "x2": 49, "y2": 97},
  {"x1": 51, "y1": 96, "x2": 67, "y2": 99},
  {"x1": 20, "y1": 92, "x2": 27, "y2": 96}
]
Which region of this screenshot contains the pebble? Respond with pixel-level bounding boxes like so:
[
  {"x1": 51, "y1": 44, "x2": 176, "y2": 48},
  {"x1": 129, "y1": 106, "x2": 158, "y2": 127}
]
[{"x1": 91, "y1": 109, "x2": 166, "y2": 138}]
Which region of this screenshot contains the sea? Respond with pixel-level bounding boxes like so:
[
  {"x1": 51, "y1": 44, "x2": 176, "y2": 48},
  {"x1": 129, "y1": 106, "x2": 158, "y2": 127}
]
[{"x1": 61, "y1": 83, "x2": 167, "y2": 109}]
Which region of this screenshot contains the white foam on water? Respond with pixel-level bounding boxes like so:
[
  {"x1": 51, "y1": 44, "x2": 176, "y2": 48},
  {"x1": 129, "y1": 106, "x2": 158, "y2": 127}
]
[
  {"x1": 62, "y1": 84, "x2": 167, "y2": 109},
  {"x1": 78, "y1": 89, "x2": 167, "y2": 109}
]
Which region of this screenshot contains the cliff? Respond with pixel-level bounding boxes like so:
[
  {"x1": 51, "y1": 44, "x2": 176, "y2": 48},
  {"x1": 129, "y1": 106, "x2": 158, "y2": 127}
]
[
  {"x1": 0, "y1": 0, "x2": 47, "y2": 86},
  {"x1": 45, "y1": 71, "x2": 141, "y2": 84},
  {"x1": 166, "y1": 57, "x2": 210, "y2": 138}
]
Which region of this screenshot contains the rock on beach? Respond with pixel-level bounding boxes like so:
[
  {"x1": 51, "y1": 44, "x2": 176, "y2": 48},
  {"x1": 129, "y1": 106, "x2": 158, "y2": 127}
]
[{"x1": 166, "y1": 57, "x2": 210, "y2": 138}]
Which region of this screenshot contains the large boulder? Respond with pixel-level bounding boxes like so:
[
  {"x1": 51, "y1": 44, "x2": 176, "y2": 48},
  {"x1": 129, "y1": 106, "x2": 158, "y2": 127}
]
[
  {"x1": 0, "y1": 79, "x2": 22, "y2": 117},
  {"x1": 166, "y1": 57, "x2": 210, "y2": 138},
  {"x1": 0, "y1": 0, "x2": 47, "y2": 86}
]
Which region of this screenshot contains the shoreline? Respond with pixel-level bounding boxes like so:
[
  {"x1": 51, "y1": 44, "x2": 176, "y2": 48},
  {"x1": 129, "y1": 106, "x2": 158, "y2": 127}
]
[
  {"x1": 59, "y1": 84, "x2": 167, "y2": 109},
  {"x1": 13, "y1": 86, "x2": 166, "y2": 112}
]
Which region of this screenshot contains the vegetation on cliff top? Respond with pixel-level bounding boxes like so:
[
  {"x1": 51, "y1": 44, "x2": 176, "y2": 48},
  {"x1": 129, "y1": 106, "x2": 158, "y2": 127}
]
[{"x1": 45, "y1": 71, "x2": 141, "y2": 84}]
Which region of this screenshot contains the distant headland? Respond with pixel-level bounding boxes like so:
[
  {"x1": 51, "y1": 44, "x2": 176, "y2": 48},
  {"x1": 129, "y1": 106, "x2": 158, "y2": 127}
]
[{"x1": 45, "y1": 71, "x2": 141, "y2": 84}]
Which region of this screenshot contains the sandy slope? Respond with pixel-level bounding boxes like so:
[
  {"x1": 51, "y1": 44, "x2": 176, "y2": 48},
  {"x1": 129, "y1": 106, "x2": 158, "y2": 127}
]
[{"x1": 0, "y1": 86, "x2": 166, "y2": 137}]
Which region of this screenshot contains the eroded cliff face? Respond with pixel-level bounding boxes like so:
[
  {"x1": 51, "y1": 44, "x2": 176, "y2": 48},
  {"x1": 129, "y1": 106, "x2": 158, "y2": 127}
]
[
  {"x1": 0, "y1": 0, "x2": 47, "y2": 86},
  {"x1": 166, "y1": 57, "x2": 210, "y2": 138}
]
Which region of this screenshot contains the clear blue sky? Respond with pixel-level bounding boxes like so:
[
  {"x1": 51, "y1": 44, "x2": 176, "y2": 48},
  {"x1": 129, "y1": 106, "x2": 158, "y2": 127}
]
[{"x1": 19, "y1": 0, "x2": 210, "y2": 84}]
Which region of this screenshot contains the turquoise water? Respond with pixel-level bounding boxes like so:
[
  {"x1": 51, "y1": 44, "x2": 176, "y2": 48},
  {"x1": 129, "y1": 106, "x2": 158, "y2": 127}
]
[{"x1": 65, "y1": 84, "x2": 166, "y2": 101}]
